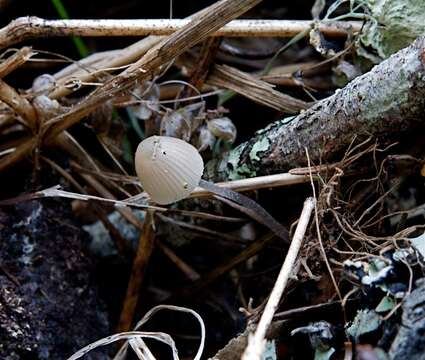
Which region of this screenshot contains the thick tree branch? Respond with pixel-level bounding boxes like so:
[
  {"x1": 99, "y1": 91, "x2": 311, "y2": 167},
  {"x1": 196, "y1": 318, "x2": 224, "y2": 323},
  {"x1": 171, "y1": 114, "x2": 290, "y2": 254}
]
[{"x1": 216, "y1": 35, "x2": 425, "y2": 180}]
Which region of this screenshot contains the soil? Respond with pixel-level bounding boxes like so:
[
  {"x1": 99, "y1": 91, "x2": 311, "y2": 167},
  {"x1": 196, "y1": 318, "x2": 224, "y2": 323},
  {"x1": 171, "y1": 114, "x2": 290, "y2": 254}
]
[{"x1": 0, "y1": 199, "x2": 109, "y2": 359}]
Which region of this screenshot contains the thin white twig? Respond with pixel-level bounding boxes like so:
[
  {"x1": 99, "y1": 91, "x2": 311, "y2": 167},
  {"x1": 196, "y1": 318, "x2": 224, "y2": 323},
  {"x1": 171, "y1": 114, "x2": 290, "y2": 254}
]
[
  {"x1": 0, "y1": 17, "x2": 362, "y2": 49},
  {"x1": 241, "y1": 197, "x2": 315, "y2": 360},
  {"x1": 124, "y1": 172, "x2": 313, "y2": 204}
]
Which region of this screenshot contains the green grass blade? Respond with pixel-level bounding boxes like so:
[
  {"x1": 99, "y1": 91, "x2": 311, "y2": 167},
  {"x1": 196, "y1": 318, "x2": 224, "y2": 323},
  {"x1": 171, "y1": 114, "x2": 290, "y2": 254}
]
[{"x1": 50, "y1": 0, "x2": 90, "y2": 58}]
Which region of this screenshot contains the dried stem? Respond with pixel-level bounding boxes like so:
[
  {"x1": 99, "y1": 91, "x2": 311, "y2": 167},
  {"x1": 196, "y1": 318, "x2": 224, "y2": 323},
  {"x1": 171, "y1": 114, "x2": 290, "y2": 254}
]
[
  {"x1": 45, "y1": 0, "x2": 265, "y2": 138},
  {"x1": 242, "y1": 197, "x2": 315, "y2": 360},
  {"x1": 125, "y1": 172, "x2": 312, "y2": 203},
  {"x1": 208, "y1": 64, "x2": 309, "y2": 113},
  {"x1": 197, "y1": 172, "x2": 312, "y2": 195},
  {"x1": 0, "y1": 79, "x2": 37, "y2": 129},
  {"x1": 50, "y1": 36, "x2": 162, "y2": 99},
  {"x1": 0, "y1": 46, "x2": 34, "y2": 78},
  {"x1": 0, "y1": 0, "x2": 265, "y2": 171},
  {"x1": 0, "y1": 17, "x2": 362, "y2": 49},
  {"x1": 118, "y1": 210, "x2": 156, "y2": 332}
]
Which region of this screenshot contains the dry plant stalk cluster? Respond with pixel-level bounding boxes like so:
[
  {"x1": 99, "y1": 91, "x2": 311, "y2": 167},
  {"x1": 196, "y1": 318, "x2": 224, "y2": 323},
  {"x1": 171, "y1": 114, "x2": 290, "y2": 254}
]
[
  {"x1": 0, "y1": 0, "x2": 327, "y2": 357},
  {"x1": 1, "y1": 0, "x2": 424, "y2": 358}
]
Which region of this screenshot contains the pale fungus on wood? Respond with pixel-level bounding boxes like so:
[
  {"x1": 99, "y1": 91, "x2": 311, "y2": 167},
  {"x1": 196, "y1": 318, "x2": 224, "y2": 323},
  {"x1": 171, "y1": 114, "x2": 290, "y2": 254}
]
[{"x1": 135, "y1": 135, "x2": 290, "y2": 242}]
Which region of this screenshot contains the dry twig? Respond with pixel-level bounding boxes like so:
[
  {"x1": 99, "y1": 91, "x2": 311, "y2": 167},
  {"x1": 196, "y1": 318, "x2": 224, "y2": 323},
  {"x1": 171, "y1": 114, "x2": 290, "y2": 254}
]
[
  {"x1": 0, "y1": 18, "x2": 362, "y2": 49},
  {"x1": 208, "y1": 64, "x2": 309, "y2": 113},
  {"x1": 118, "y1": 210, "x2": 156, "y2": 333},
  {"x1": 0, "y1": 79, "x2": 37, "y2": 129},
  {"x1": 242, "y1": 197, "x2": 315, "y2": 360},
  {"x1": 0, "y1": 0, "x2": 265, "y2": 172},
  {"x1": 0, "y1": 46, "x2": 34, "y2": 78}
]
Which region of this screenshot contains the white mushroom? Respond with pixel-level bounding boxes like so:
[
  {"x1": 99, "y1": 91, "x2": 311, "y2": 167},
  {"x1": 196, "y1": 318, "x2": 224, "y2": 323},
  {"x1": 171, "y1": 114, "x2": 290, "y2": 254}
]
[
  {"x1": 135, "y1": 136, "x2": 204, "y2": 205},
  {"x1": 135, "y1": 135, "x2": 289, "y2": 242}
]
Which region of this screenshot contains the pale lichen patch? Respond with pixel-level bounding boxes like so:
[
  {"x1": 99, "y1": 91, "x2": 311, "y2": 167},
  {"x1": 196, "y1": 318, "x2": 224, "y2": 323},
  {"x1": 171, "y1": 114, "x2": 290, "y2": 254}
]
[
  {"x1": 226, "y1": 145, "x2": 255, "y2": 180},
  {"x1": 249, "y1": 137, "x2": 271, "y2": 162}
]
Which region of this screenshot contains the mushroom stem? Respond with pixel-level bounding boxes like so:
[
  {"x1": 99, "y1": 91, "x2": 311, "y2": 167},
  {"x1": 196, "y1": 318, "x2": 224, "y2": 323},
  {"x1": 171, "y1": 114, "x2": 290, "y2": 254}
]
[
  {"x1": 134, "y1": 135, "x2": 290, "y2": 242},
  {"x1": 198, "y1": 179, "x2": 289, "y2": 243}
]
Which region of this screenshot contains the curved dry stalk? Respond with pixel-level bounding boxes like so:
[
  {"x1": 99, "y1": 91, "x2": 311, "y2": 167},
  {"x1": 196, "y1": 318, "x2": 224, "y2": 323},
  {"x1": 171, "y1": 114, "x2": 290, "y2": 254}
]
[
  {"x1": 114, "y1": 305, "x2": 205, "y2": 360},
  {"x1": 0, "y1": 17, "x2": 362, "y2": 49},
  {"x1": 69, "y1": 304, "x2": 207, "y2": 360}
]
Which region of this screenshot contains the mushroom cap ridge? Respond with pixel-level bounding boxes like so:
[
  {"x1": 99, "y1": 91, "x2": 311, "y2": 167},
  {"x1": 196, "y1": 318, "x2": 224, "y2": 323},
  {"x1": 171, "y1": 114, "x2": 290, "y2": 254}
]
[{"x1": 135, "y1": 136, "x2": 204, "y2": 205}]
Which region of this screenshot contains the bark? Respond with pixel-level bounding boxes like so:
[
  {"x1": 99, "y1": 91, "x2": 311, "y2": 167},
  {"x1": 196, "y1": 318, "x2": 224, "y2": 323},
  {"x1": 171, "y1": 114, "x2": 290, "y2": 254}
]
[{"x1": 213, "y1": 35, "x2": 425, "y2": 181}]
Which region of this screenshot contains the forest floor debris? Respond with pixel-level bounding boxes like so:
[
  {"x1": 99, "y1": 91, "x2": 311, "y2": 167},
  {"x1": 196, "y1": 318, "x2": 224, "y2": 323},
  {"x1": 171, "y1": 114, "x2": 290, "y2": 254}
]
[{"x1": 0, "y1": 0, "x2": 425, "y2": 359}]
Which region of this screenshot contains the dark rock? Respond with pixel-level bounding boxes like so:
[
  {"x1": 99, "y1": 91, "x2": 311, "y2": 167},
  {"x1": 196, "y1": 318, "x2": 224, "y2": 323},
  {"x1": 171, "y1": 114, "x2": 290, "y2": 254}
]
[
  {"x1": 389, "y1": 278, "x2": 425, "y2": 360},
  {"x1": 0, "y1": 200, "x2": 109, "y2": 359}
]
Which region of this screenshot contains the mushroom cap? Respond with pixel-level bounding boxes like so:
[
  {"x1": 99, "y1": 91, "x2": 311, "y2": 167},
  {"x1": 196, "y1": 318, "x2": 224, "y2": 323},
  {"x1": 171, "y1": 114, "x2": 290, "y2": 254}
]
[{"x1": 135, "y1": 136, "x2": 204, "y2": 205}]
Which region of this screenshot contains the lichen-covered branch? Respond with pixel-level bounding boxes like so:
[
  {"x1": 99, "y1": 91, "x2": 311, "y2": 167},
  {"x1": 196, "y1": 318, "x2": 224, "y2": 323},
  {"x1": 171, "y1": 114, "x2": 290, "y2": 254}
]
[{"x1": 217, "y1": 35, "x2": 425, "y2": 180}]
